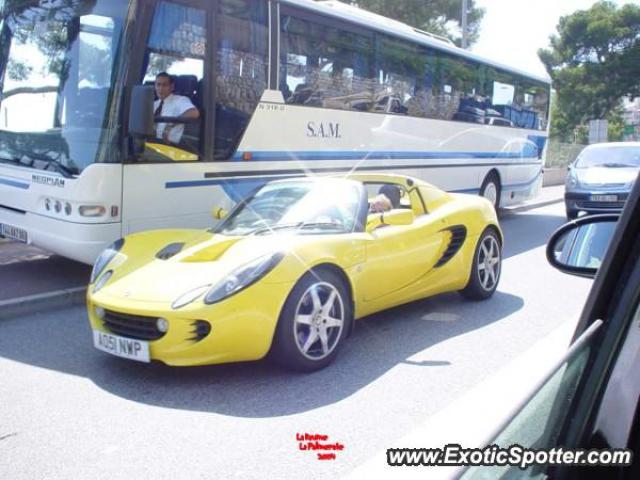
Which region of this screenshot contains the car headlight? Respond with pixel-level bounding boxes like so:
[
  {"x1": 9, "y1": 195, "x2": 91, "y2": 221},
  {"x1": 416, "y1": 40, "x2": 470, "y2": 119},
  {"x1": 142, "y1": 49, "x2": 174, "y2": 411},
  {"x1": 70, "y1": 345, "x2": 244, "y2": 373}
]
[
  {"x1": 171, "y1": 285, "x2": 212, "y2": 310},
  {"x1": 204, "y1": 252, "x2": 284, "y2": 305},
  {"x1": 93, "y1": 270, "x2": 113, "y2": 293},
  {"x1": 566, "y1": 172, "x2": 579, "y2": 189},
  {"x1": 90, "y1": 239, "x2": 124, "y2": 284}
]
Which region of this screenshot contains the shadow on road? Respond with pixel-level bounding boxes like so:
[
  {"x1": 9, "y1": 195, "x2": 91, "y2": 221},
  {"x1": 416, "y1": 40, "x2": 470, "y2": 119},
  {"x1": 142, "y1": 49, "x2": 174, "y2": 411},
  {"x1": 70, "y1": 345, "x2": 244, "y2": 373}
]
[
  {"x1": 500, "y1": 211, "x2": 567, "y2": 260},
  {"x1": 0, "y1": 254, "x2": 90, "y2": 301},
  {"x1": 0, "y1": 290, "x2": 523, "y2": 417}
]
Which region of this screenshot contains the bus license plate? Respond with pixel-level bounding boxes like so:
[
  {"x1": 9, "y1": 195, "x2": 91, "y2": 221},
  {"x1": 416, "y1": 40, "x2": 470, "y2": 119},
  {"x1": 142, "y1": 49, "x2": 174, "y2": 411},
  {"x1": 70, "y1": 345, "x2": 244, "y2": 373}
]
[
  {"x1": 93, "y1": 330, "x2": 150, "y2": 363},
  {"x1": 0, "y1": 223, "x2": 28, "y2": 243},
  {"x1": 590, "y1": 195, "x2": 618, "y2": 202}
]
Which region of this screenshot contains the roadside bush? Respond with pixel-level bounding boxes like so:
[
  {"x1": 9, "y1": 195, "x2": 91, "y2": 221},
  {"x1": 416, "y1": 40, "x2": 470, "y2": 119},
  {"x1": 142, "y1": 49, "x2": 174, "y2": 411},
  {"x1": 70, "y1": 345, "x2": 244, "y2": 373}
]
[{"x1": 545, "y1": 141, "x2": 586, "y2": 168}]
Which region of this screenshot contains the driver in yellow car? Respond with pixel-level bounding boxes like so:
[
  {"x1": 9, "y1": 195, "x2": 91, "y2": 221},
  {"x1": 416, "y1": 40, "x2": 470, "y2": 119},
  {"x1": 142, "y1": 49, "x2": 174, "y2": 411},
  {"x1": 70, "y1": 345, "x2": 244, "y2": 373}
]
[
  {"x1": 153, "y1": 72, "x2": 200, "y2": 144},
  {"x1": 369, "y1": 184, "x2": 402, "y2": 213}
]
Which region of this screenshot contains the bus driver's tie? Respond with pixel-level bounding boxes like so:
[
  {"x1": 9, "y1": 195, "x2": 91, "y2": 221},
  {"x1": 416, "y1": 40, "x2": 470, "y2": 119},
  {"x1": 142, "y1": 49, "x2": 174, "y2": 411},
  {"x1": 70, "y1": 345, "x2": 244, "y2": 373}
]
[{"x1": 154, "y1": 100, "x2": 164, "y2": 117}]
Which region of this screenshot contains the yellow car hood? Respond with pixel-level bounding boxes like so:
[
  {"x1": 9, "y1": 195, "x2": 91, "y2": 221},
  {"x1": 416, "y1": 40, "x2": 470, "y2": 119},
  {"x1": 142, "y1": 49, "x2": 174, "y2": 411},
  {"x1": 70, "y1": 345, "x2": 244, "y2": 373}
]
[{"x1": 98, "y1": 231, "x2": 316, "y2": 304}]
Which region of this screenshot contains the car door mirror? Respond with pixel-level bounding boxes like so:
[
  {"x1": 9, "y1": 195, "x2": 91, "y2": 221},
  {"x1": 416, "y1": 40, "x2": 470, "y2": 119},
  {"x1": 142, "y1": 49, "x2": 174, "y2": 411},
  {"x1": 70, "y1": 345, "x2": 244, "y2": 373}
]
[
  {"x1": 546, "y1": 214, "x2": 619, "y2": 278},
  {"x1": 366, "y1": 209, "x2": 414, "y2": 232},
  {"x1": 211, "y1": 207, "x2": 228, "y2": 220},
  {"x1": 384, "y1": 209, "x2": 414, "y2": 226}
]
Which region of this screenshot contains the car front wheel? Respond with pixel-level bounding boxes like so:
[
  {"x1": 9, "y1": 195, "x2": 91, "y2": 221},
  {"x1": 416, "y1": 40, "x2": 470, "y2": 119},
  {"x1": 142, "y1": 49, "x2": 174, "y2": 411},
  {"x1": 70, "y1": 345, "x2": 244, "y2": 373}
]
[
  {"x1": 459, "y1": 228, "x2": 502, "y2": 300},
  {"x1": 566, "y1": 207, "x2": 579, "y2": 220},
  {"x1": 271, "y1": 269, "x2": 352, "y2": 372}
]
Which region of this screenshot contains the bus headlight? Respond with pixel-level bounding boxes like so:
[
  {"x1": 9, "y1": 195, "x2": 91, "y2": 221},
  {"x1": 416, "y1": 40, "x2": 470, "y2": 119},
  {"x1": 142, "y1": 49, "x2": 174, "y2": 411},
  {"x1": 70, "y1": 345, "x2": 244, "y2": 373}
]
[
  {"x1": 204, "y1": 252, "x2": 284, "y2": 305},
  {"x1": 91, "y1": 239, "x2": 125, "y2": 284},
  {"x1": 79, "y1": 205, "x2": 107, "y2": 217}
]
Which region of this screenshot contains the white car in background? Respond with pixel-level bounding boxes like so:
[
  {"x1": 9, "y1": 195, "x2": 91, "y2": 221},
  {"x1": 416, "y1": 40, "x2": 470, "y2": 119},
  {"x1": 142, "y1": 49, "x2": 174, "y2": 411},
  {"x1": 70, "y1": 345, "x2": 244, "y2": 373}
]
[{"x1": 565, "y1": 142, "x2": 640, "y2": 220}]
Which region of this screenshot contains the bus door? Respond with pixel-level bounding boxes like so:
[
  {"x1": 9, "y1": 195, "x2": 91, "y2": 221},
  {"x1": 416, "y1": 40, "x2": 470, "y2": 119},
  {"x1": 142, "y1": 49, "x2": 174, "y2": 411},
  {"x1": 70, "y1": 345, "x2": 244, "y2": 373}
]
[
  {"x1": 122, "y1": 0, "x2": 215, "y2": 235},
  {"x1": 122, "y1": 0, "x2": 270, "y2": 236}
]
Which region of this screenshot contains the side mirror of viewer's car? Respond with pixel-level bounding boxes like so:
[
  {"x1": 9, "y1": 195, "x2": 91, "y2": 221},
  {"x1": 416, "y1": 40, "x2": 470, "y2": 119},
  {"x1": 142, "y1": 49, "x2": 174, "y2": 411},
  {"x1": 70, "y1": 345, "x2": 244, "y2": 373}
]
[{"x1": 546, "y1": 214, "x2": 619, "y2": 278}]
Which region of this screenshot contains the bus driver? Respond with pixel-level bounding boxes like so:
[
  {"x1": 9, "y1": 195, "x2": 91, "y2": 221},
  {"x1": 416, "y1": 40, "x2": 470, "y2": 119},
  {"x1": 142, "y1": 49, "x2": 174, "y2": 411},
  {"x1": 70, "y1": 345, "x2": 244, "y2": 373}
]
[{"x1": 153, "y1": 72, "x2": 200, "y2": 144}]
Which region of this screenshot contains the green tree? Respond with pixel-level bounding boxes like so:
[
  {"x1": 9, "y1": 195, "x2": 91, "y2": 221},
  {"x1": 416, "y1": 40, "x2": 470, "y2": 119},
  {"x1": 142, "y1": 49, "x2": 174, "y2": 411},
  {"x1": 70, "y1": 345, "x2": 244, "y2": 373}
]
[
  {"x1": 539, "y1": 1, "x2": 640, "y2": 139},
  {"x1": 340, "y1": 0, "x2": 485, "y2": 47},
  {"x1": 607, "y1": 105, "x2": 626, "y2": 141}
]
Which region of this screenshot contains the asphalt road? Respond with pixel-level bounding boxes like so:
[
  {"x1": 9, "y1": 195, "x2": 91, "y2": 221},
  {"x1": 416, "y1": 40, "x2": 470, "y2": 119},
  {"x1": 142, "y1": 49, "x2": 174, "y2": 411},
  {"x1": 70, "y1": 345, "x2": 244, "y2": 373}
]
[
  {"x1": 0, "y1": 240, "x2": 90, "y2": 301},
  {"x1": 0, "y1": 201, "x2": 593, "y2": 480}
]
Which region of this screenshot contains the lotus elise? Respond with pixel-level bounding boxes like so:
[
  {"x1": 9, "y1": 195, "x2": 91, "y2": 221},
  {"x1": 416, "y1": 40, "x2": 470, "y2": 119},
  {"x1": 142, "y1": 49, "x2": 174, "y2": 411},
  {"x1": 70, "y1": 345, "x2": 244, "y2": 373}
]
[{"x1": 87, "y1": 174, "x2": 502, "y2": 371}]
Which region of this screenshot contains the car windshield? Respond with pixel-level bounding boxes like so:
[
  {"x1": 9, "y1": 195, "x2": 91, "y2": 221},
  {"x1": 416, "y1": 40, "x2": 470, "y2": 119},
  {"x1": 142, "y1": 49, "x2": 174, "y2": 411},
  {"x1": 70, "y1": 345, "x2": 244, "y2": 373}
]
[
  {"x1": 0, "y1": 0, "x2": 129, "y2": 176},
  {"x1": 215, "y1": 180, "x2": 363, "y2": 236},
  {"x1": 575, "y1": 146, "x2": 640, "y2": 169}
]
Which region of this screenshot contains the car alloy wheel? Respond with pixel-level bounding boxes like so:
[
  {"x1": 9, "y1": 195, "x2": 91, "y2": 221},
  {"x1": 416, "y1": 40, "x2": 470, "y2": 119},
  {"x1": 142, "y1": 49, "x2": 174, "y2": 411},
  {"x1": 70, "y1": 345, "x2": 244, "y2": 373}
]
[
  {"x1": 460, "y1": 228, "x2": 502, "y2": 301},
  {"x1": 477, "y1": 234, "x2": 501, "y2": 292},
  {"x1": 271, "y1": 269, "x2": 352, "y2": 372},
  {"x1": 293, "y1": 282, "x2": 345, "y2": 360}
]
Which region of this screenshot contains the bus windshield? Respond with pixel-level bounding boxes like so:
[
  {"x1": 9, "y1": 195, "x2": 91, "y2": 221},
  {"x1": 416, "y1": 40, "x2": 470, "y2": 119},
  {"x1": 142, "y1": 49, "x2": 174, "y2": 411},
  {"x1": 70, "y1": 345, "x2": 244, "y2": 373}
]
[{"x1": 0, "y1": 0, "x2": 129, "y2": 176}]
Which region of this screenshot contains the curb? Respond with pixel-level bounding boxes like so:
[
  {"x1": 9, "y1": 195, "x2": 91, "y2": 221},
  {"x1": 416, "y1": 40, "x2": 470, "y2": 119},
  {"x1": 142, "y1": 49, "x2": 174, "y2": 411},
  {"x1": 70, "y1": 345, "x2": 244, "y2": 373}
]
[
  {"x1": 0, "y1": 287, "x2": 86, "y2": 321},
  {"x1": 501, "y1": 196, "x2": 564, "y2": 215}
]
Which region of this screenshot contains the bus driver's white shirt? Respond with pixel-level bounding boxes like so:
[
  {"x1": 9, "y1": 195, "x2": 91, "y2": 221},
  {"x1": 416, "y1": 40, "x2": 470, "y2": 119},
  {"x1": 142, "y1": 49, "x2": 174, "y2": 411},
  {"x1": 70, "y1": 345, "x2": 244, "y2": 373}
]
[{"x1": 154, "y1": 94, "x2": 196, "y2": 144}]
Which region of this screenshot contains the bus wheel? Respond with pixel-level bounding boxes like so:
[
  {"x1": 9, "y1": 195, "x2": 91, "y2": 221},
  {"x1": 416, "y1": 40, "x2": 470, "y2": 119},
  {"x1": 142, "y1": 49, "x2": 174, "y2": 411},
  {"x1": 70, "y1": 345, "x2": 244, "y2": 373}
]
[{"x1": 480, "y1": 173, "x2": 501, "y2": 211}]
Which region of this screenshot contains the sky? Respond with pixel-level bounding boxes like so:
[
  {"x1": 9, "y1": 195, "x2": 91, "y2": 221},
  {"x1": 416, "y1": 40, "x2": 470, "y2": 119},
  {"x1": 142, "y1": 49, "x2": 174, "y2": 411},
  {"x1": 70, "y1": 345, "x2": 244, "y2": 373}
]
[{"x1": 472, "y1": 0, "x2": 634, "y2": 78}]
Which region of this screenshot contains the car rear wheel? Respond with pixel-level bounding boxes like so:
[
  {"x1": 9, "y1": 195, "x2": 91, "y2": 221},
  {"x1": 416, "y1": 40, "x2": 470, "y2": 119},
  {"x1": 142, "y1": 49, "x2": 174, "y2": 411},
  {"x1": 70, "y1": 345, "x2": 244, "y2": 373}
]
[
  {"x1": 459, "y1": 228, "x2": 502, "y2": 301},
  {"x1": 480, "y1": 172, "x2": 501, "y2": 211},
  {"x1": 271, "y1": 270, "x2": 352, "y2": 372}
]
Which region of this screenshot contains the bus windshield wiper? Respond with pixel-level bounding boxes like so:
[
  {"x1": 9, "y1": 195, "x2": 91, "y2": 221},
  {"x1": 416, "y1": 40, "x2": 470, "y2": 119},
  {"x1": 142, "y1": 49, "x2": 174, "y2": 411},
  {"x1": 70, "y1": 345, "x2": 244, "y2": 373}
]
[
  {"x1": 42, "y1": 159, "x2": 76, "y2": 178},
  {"x1": 0, "y1": 151, "x2": 76, "y2": 178},
  {"x1": 0, "y1": 154, "x2": 21, "y2": 166}
]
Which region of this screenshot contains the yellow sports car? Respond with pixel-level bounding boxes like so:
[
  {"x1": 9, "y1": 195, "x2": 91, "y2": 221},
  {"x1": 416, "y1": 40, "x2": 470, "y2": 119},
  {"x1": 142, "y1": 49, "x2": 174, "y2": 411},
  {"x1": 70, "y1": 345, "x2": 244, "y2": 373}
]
[{"x1": 87, "y1": 174, "x2": 502, "y2": 372}]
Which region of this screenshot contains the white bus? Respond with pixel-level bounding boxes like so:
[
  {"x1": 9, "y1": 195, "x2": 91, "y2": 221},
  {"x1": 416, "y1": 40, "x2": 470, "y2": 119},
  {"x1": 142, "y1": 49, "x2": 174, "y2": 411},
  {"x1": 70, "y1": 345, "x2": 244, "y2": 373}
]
[{"x1": 0, "y1": 0, "x2": 551, "y2": 265}]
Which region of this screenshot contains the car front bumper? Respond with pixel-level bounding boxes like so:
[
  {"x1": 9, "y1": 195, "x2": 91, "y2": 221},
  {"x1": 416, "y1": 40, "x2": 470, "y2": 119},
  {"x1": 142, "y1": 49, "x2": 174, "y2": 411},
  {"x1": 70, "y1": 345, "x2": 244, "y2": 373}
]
[
  {"x1": 565, "y1": 191, "x2": 629, "y2": 214},
  {"x1": 87, "y1": 279, "x2": 292, "y2": 367}
]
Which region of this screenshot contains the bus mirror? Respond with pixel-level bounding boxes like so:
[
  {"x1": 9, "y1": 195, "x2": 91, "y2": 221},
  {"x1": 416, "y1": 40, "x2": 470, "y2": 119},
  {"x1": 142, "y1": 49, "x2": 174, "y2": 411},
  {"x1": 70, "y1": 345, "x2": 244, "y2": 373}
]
[
  {"x1": 212, "y1": 207, "x2": 228, "y2": 220},
  {"x1": 129, "y1": 85, "x2": 155, "y2": 137}
]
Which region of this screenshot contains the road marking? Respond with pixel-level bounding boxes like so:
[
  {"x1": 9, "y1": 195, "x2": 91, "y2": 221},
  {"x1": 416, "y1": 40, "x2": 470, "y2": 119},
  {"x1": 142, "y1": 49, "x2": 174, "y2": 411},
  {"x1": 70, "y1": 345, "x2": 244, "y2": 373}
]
[{"x1": 0, "y1": 286, "x2": 87, "y2": 321}]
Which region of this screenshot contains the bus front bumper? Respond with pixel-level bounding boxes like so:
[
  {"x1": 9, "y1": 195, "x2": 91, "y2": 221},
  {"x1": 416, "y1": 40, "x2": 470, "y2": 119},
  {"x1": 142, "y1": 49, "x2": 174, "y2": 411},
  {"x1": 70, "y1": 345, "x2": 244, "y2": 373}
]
[{"x1": 0, "y1": 207, "x2": 121, "y2": 265}]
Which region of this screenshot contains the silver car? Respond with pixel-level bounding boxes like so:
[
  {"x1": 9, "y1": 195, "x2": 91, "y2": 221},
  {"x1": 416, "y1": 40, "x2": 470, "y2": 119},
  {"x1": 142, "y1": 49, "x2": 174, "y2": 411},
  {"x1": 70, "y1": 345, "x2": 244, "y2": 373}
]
[{"x1": 565, "y1": 142, "x2": 640, "y2": 219}]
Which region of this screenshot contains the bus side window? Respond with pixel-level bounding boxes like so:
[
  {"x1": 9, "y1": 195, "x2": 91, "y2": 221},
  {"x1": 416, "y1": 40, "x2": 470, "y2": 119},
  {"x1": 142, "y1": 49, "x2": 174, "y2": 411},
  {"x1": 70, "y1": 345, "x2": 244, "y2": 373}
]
[
  {"x1": 139, "y1": 1, "x2": 207, "y2": 162},
  {"x1": 279, "y1": 13, "x2": 375, "y2": 112},
  {"x1": 215, "y1": 0, "x2": 268, "y2": 160}
]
